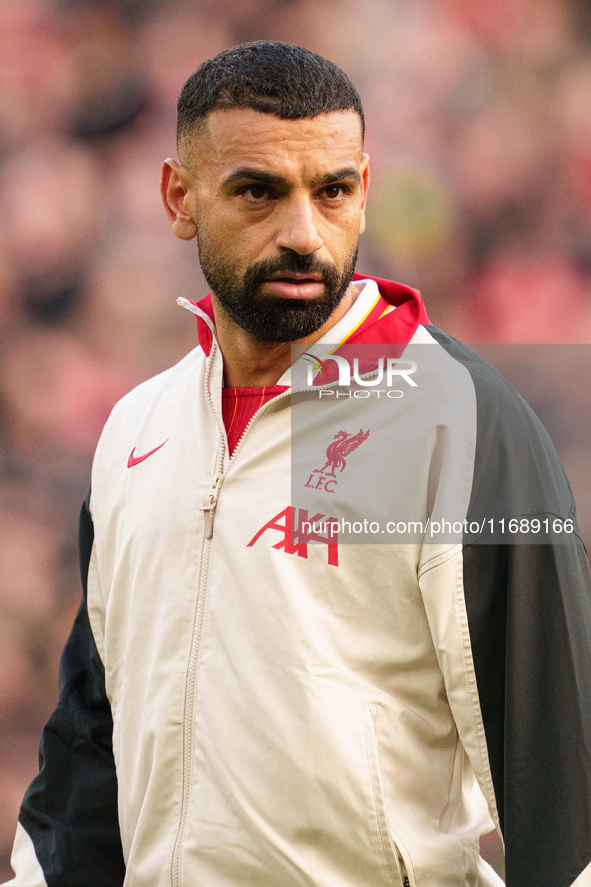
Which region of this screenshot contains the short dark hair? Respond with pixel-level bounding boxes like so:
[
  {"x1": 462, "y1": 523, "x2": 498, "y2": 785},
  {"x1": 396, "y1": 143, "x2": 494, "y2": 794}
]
[{"x1": 177, "y1": 41, "x2": 364, "y2": 157}]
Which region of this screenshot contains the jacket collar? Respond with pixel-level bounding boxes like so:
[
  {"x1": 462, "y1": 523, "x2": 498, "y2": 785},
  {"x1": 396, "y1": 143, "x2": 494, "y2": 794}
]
[{"x1": 177, "y1": 273, "x2": 430, "y2": 360}]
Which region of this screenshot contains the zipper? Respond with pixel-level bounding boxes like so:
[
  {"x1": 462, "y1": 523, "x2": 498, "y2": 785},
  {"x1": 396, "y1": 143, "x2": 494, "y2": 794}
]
[
  {"x1": 363, "y1": 706, "x2": 413, "y2": 887},
  {"x1": 170, "y1": 527, "x2": 213, "y2": 886},
  {"x1": 395, "y1": 843, "x2": 410, "y2": 887},
  {"x1": 170, "y1": 350, "x2": 227, "y2": 887}
]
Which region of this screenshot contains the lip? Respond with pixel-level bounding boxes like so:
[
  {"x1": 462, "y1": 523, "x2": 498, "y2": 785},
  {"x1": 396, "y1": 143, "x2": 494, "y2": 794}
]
[
  {"x1": 266, "y1": 271, "x2": 323, "y2": 282},
  {"x1": 261, "y1": 275, "x2": 325, "y2": 299}
]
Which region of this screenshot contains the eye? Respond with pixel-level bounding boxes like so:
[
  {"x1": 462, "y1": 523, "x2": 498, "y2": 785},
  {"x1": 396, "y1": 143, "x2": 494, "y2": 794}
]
[
  {"x1": 321, "y1": 183, "x2": 350, "y2": 201},
  {"x1": 240, "y1": 184, "x2": 272, "y2": 203}
]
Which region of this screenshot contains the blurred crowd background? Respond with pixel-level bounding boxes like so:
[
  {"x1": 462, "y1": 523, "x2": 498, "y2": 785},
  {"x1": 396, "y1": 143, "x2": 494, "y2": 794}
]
[{"x1": 2, "y1": 0, "x2": 591, "y2": 878}]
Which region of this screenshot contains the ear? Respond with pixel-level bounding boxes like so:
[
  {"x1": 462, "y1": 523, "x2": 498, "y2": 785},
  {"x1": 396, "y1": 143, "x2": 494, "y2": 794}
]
[
  {"x1": 358, "y1": 153, "x2": 370, "y2": 236},
  {"x1": 160, "y1": 159, "x2": 197, "y2": 241}
]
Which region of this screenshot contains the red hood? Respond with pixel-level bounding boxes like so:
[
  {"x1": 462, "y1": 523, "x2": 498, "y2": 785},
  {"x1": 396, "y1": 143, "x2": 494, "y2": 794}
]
[{"x1": 348, "y1": 272, "x2": 429, "y2": 346}]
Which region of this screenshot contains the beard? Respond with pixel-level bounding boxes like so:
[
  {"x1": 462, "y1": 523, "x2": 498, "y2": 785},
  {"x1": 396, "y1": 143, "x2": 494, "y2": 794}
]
[{"x1": 196, "y1": 231, "x2": 358, "y2": 343}]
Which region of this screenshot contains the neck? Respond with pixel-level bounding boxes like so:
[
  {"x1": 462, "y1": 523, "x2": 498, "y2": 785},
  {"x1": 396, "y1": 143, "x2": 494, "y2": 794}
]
[{"x1": 212, "y1": 283, "x2": 359, "y2": 387}]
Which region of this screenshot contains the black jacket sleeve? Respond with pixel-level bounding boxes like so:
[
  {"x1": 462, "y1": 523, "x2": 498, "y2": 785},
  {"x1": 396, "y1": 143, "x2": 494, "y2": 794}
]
[
  {"x1": 17, "y1": 494, "x2": 126, "y2": 887},
  {"x1": 463, "y1": 541, "x2": 591, "y2": 887},
  {"x1": 426, "y1": 326, "x2": 591, "y2": 886}
]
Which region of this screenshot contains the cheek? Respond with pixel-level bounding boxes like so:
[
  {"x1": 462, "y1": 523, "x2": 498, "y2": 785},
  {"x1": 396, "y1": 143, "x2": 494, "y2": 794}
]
[
  {"x1": 199, "y1": 224, "x2": 268, "y2": 278},
  {"x1": 197, "y1": 216, "x2": 238, "y2": 259},
  {"x1": 322, "y1": 213, "x2": 363, "y2": 258},
  {"x1": 211, "y1": 205, "x2": 273, "y2": 250}
]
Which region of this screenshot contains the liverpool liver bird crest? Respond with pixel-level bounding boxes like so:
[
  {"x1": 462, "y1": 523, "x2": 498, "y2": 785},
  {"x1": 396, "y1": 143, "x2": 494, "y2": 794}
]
[{"x1": 320, "y1": 429, "x2": 370, "y2": 477}]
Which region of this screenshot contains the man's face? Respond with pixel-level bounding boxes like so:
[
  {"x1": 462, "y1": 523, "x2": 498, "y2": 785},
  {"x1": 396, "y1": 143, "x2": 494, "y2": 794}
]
[{"x1": 177, "y1": 108, "x2": 368, "y2": 343}]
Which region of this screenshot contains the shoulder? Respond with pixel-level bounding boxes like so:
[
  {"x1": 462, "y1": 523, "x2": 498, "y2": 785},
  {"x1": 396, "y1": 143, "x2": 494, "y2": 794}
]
[
  {"x1": 421, "y1": 325, "x2": 555, "y2": 437},
  {"x1": 91, "y1": 345, "x2": 206, "y2": 471},
  {"x1": 421, "y1": 325, "x2": 577, "y2": 536},
  {"x1": 105, "y1": 345, "x2": 205, "y2": 431}
]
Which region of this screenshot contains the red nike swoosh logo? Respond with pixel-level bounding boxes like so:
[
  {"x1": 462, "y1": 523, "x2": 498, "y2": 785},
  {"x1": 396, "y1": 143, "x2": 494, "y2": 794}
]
[{"x1": 127, "y1": 439, "x2": 168, "y2": 468}]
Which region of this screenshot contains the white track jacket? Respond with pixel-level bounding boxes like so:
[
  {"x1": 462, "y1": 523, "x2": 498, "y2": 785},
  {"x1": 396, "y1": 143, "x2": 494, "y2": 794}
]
[{"x1": 6, "y1": 275, "x2": 591, "y2": 887}]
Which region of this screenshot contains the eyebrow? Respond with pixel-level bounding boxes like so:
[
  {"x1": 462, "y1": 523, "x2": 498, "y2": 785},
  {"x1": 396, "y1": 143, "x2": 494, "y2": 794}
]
[
  {"x1": 221, "y1": 166, "x2": 361, "y2": 190},
  {"x1": 312, "y1": 167, "x2": 361, "y2": 188},
  {"x1": 222, "y1": 168, "x2": 287, "y2": 189}
]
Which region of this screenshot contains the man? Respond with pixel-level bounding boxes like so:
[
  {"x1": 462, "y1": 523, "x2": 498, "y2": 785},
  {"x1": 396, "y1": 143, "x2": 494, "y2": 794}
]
[{"x1": 5, "y1": 41, "x2": 591, "y2": 887}]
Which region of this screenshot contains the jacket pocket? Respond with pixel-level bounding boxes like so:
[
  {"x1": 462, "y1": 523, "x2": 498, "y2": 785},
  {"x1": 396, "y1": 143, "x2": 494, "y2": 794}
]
[{"x1": 362, "y1": 704, "x2": 415, "y2": 887}]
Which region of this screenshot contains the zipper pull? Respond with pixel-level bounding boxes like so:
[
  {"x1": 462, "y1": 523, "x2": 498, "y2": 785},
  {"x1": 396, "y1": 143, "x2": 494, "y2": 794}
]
[
  {"x1": 200, "y1": 474, "x2": 223, "y2": 539},
  {"x1": 201, "y1": 494, "x2": 216, "y2": 539}
]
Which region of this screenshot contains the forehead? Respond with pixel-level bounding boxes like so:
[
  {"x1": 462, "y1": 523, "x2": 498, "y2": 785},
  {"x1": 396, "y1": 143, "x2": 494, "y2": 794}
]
[{"x1": 191, "y1": 108, "x2": 364, "y2": 182}]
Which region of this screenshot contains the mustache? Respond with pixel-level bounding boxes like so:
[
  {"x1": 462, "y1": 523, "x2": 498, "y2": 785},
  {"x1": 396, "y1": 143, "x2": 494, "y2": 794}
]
[{"x1": 244, "y1": 253, "x2": 338, "y2": 285}]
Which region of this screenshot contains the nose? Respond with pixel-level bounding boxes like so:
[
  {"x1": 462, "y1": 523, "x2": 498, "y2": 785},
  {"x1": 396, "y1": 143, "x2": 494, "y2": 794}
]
[{"x1": 275, "y1": 195, "x2": 323, "y2": 255}]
